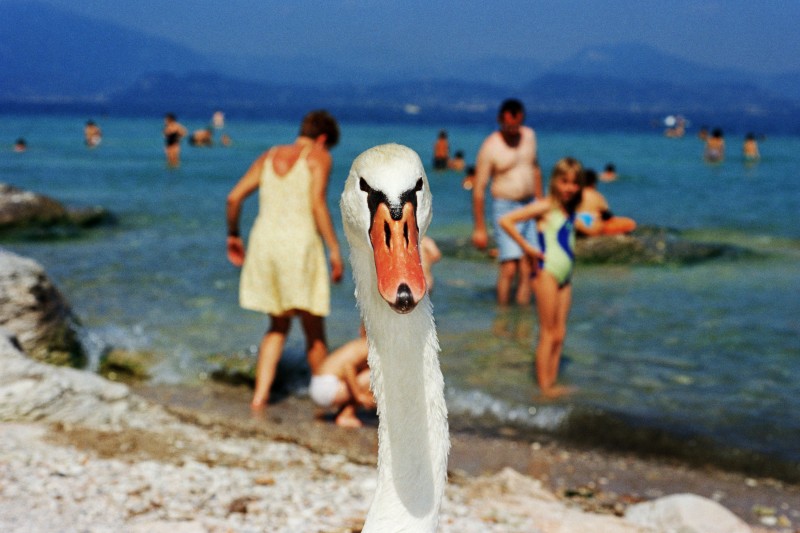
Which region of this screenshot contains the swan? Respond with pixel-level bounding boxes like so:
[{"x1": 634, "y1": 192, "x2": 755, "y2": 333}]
[{"x1": 341, "y1": 144, "x2": 449, "y2": 532}]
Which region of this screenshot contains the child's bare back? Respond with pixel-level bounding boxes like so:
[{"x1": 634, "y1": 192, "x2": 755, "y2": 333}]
[{"x1": 311, "y1": 335, "x2": 374, "y2": 427}]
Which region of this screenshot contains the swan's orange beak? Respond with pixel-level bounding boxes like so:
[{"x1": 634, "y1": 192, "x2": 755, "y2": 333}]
[{"x1": 369, "y1": 201, "x2": 426, "y2": 313}]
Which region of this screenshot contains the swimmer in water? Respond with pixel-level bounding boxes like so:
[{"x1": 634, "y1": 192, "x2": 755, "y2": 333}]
[{"x1": 704, "y1": 128, "x2": 725, "y2": 163}]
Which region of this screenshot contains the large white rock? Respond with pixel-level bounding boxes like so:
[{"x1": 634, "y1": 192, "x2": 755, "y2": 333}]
[
  {"x1": 0, "y1": 248, "x2": 85, "y2": 366},
  {"x1": 625, "y1": 493, "x2": 751, "y2": 533},
  {"x1": 0, "y1": 331, "x2": 171, "y2": 429}
]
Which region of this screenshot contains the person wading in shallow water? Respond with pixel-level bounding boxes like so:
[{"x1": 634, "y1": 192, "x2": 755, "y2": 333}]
[
  {"x1": 472, "y1": 98, "x2": 542, "y2": 306},
  {"x1": 163, "y1": 113, "x2": 187, "y2": 167},
  {"x1": 225, "y1": 110, "x2": 343, "y2": 409}
]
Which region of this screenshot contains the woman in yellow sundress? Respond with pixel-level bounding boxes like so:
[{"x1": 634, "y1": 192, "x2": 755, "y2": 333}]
[{"x1": 226, "y1": 110, "x2": 343, "y2": 409}]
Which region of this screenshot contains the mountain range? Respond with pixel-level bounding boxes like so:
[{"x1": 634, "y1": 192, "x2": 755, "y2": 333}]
[{"x1": 2, "y1": 1, "x2": 799, "y2": 133}]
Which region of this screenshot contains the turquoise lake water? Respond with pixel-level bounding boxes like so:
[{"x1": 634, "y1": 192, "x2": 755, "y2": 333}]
[{"x1": 3, "y1": 114, "x2": 799, "y2": 478}]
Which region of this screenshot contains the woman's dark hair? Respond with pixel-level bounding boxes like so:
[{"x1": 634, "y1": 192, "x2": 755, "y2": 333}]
[{"x1": 300, "y1": 110, "x2": 340, "y2": 148}]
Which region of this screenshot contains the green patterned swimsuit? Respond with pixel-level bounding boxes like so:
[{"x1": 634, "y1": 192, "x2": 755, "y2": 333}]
[{"x1": 536, "y1": 207, "x2": 575, "y2": 286}]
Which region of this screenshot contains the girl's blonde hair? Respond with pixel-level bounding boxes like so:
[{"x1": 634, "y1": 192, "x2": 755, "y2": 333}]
[{"x1": 548, "y1": 157, "x2": 583, "y2": 213}]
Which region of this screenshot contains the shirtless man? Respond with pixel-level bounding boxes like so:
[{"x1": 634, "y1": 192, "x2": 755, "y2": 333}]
[
  {"x1": 472, "y1": 99, "x2": 542, "y2": 306},
  {"x1": 704, "y1": 128, "x2": 725, "y2": 163},
  {"x1": 84, "y1": 120, "x2": 102, "y2": 147},
  {"x1": 433, "y1": 129, "x2": 450, "y2": 170}
]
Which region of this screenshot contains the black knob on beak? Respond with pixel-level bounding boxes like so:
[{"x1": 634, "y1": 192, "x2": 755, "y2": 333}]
[{"x1": 392, "y1": 283, "x2": 417, "y2": 313}]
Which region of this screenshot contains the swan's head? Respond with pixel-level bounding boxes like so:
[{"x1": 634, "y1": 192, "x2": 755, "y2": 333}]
[{"x1": 341, "y1": 144, "x2": 432, "y2": 314}]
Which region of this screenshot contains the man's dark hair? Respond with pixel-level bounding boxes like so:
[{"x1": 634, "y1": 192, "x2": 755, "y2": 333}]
[{"x1": 498, "y1": 98, "x2": 525, "y2": 118}]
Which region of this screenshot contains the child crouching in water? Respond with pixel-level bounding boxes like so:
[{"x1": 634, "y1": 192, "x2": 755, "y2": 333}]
[
  {"x1": 309, "y1": 326, "x2": 375, "y2": 427},
  {"x1": 499, "y1": 157, "x2": 583, "y2": 398}
]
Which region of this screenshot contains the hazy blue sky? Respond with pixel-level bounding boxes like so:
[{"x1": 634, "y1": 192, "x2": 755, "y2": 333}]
[{"x1": 38, "y1": 0, "x2": 800, "y2": 74}]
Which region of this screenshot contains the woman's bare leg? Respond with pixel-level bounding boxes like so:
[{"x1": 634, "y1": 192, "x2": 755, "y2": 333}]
[
  {"x1": 299, "y1": 311, "x2": 328, "y2": 374},
  {"x1": 251, "y1": 315, "x2": 291, "y2": 408}
]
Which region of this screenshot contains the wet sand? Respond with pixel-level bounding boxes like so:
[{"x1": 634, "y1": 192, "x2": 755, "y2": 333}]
[{"x1": 132, "y1": 381, "x2": 798, "y2": 529}]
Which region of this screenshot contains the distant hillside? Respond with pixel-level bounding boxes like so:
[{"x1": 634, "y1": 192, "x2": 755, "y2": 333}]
[
  {"x1": 520, "y1": 73, "x2": 790, "y2": 113},
  {"x1": 552, "y1": 43, "x2": 747, "y2": 85},
  {"x1": 209, "y1": 52, "x2": 545, "y2": 88},
  {"x1": 104, "y1": 73, "x2": 508, "y2": 123},
  {"x1": 549, "y1": 42, "x2": 800, "y2": 103},
  {"x1": 766, "y1": 70, "x2": 800, "y2": 101},
  {"x1": 1, "y1": 2, "x2": 798, "y2": 133},
  {"x1": 107, "y1": 71, "x2": 324, "y2": 118},
  {"x1": 0, "y1": 0, "x2": 212, "y2": 99}
]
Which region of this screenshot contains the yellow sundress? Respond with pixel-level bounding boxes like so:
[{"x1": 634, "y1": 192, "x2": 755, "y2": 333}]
[{"x1": 239, "y1": 145, "x2": 329, "y2": 316}]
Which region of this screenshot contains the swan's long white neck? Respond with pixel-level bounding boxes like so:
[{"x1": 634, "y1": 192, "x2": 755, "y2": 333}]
[
  {"x1": 341, "y1": 143, "x2": 449, "y2": 532},
  {"x1": 350, "y1": 247, "x2": 449, "y2": 532}
]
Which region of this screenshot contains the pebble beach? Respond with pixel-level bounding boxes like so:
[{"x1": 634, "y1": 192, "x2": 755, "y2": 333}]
[
  {"x1": 1, "y1": 332, "x2": 796, "y2": 532},
  {"x1": 0, "y1": 419, "x2": 646, "y2": 533}
]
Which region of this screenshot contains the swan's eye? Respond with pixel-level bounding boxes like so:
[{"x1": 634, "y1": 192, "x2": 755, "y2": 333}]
[
  {"x1": 384, "y1": 221, "x2": 391, "y2": 248},
  {"x1": 415, "y1": 178, "x2": 423, "y2": 192}
]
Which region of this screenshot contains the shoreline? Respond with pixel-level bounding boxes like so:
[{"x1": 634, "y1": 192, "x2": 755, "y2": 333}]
[
  {"x1": 133, "y1": 381, "x2": 799, "y2": 530},
  {"x1": 0, "y1": 332, "x2": 791, "y2": 531}
]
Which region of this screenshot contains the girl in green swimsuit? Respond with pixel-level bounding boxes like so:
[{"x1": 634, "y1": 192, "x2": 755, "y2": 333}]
[{"x1": 499, "y1": 157, "x2": 583, "y2": 398}]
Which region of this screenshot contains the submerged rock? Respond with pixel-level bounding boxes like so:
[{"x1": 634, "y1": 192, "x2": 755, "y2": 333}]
[
  {"x1": 0, "y1": 183, "x2": 114, "y2": 239},
  {"x1": 575, "y1": 226, "x2": 753, "y2": 265},
  {"x1": 98, "y1": 348, "x2": 159, "y2": 383},
  {"x1": 436, "y1": 227, "x2": 753, "y2": 266},
  {"x1": 205, "y1": 351, "x2": 256, "y2": 386},
  {"x1": 436, "y1": 236, "x2": 497, "y2": 262},
  {"x1": 0, "y1": 248, "x2": 86, "y2": 367}
]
